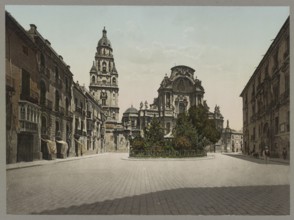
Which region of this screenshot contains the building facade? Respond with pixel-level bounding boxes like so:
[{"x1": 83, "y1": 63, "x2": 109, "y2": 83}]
[
  {"x1": 72, "y1": 82, "x2": 88, "y2": 154},
  {"x1": 72, "y1": 82, "x2": 106, "y2": 155},
  {"x1": 141, "y1": 65, "x2": 224, "y2": 135},
  {"x1": 240, "y1": 17, "x2": 290, "y2": 159},
  {"x1": 6, "y1": 12, "x2": 42, "y2": 163},
  {"x1": 27, "y1": 23, "x2": 74, "y2": 159},
  {"x1": 89, "y1": 27, "x2": 120, "y2": 150},
  {"x1": 219, "y1": 120, "x2": 243, "y2": 153},
  {"x1": 120, "y1": 65, "x2": 224, "y2": 143},
  {"x1": 6, "y1": 12, "x2": 107, "y2": 163},
  {"x1": 85, "y1": 86, "x2": 106, "y2": 153}
]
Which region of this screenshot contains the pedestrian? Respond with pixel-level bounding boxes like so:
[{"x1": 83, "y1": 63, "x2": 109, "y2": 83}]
[
  {"x1": 282, "y1": 147, "x2": 287, "y2": 160},
  {"x1": 264, "y1": 146, "x2": 270, "y2": 164}
]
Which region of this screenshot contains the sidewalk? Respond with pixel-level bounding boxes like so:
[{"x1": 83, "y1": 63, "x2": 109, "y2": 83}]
[
  {"x1": 6, "y1": 152, "x2": 108, "y2": 170},
  {"x1": 224, "y1": 152, "x2": 290, "y2": 165}
]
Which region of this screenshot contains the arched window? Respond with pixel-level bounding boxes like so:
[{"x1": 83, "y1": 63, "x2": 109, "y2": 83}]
[
  {"x1": 92, "y1": 75, "x2": 95, "y2": 84},
  {"x1": 112, "y1": 77, "x2": 116, "y2": 84},
  {"x1": 55, "y1": 66, "x2": 59, "y2": 81},
  {"x1": 102, "y1": 62, "x2": 107, "y2": 73},
  {"x1": 40, "y1": 53, "x2": 45, "y2": 68}
]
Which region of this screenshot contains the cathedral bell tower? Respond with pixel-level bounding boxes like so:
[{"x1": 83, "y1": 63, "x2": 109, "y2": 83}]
[{"x1": 89, "y1": 27, "x2": 119, "y2": 124}]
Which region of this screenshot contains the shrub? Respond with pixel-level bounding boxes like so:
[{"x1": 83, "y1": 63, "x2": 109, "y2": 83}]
[
  {"x1": 174, "y1": 136, "x2": 192, "y2": 150},
  {"x1": 130, "y1": 136, "x2": 145, "y2": 151}
]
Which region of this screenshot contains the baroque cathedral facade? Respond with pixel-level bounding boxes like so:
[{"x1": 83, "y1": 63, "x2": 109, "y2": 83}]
[{"x1": 122, "y1": 65, "x2": 225, "y2": 145}]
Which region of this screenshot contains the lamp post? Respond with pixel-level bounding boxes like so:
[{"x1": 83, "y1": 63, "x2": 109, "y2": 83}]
[{"x1": 124, "y1": 120, "x2": 131, "y2": 154}]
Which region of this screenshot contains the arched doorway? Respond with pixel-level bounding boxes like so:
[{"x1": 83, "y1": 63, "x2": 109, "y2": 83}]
[
  {"x1": 179, "y1": 102, "x2": 186, "y2": 114},
  {"x1": 41, "y1": 115, "x2": 47, "y2": 135}
]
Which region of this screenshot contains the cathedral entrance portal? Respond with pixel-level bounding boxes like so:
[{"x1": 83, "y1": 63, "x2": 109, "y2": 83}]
[{"x1": 179, "y1": 102, "x2": 186, "y2": 114}]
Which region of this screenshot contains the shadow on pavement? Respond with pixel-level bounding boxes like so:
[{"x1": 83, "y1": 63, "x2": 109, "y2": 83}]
[
  {"x1": 224, "y1": 154, "x2": 289, "y2": 166},
  {"x1": 34, "y1": 185, "x2": 289, "y2": 215}
]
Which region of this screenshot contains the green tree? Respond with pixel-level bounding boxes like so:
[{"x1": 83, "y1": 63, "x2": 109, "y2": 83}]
[
  {"x1": 188, "y1": 104, "x2": 208, "y2": 136},
  {"x1": 188, "y1": 104, "x2": 221, "y2": 145},
  {"x1": 144, "y1": 117, "x2": 165, "y2": 148},
  {"x1": 203, "y1": 120, "x2": 221, "y2": 144},
  {"x1": 173, "y1": 113, "x2": 201, "y2": 150}
]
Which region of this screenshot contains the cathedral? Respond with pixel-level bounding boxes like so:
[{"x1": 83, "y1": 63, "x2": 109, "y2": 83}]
[
  {"x1": 87, "y1": 27, "x2": 231, "y2": 152},
  {"x1": 122, "y1": 65, "x2": 224, "y2": 141}
]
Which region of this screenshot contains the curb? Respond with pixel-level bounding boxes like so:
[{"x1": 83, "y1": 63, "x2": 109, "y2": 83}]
[
  {"x1": 6, "y1": 153, "x2": 109, "y2": 170},
  {"x1": 122, "y1": 155, "x2": 215, "y2": 161}
]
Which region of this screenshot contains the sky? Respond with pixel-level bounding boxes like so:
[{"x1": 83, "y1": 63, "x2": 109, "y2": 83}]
[{"x1": 5, "y1": 5, "x2": 289, "y2": 131}]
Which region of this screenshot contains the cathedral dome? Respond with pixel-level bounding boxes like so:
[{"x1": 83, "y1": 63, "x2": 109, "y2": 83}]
[
  {"x1": 97, "y1": 27, "x2": 112, "y2": 48},
  {"x1": 123, "y1": 105, "x2": 138, "y2": 115}
]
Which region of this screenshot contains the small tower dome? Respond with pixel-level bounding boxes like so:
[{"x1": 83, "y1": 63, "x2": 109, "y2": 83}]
[{"x1": 97, "y1": 27, "x2": 112, "y2": 48}]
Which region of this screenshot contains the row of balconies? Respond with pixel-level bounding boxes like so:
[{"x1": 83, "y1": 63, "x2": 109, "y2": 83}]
[
  {"x1": 246, "y1": 88, "x2": 289, "y2": 111},
  {"x1": 20, "y1": 88, "x2": 103, "y2": 123}
]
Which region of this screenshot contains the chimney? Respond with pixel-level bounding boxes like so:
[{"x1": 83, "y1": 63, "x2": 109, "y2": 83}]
[{"x1": 59, "y1": 55, "x2": 63, "y2": 60}]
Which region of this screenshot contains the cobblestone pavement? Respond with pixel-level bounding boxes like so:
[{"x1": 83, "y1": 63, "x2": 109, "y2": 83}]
[{"x1": 6, "y1": 153, "x2": 290, "y2": 215}]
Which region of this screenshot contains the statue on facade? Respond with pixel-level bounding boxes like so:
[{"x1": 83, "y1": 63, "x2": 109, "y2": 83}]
[
  {"x1": 215, "y1": 105, "x2": 220, "y2": 114},
  {"x1": 140, "y1": 101, "x2": 143, "y2": 110},
  {"x1": 145, "y1": 101, "x2": 148, "y2": 109}
]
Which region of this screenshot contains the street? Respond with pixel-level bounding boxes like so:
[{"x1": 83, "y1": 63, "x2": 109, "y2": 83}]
[{"x1": 6, "y1": 153, "x2": 290, "y2": 215}]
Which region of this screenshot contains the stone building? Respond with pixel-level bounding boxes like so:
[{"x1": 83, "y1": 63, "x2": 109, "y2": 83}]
[
  {"x1": 6, "y1": 12, "x2": 42, "y2": 163},
  {"x1": 139, "y1": 65, "x2": 224, "y2": 135},
  {"x1": 72, "y1": 82, "x2": 106, "y2": 155},
  {"x1": 26, "y1": 23, "x2": 74, "y2": 159},
  {"x1": 85, "y1": 88, "x2": 106, "y2": 153},
  {"x1": 240, "y1": 17, "x2": 290, "y2": 158},
  {"x1": 72, "y1": 82, "x2": 88, "y2": 154},
  {"x1": 89, "y1": 27, "x2": 120, "y2": 150},
  {"x1": 5, "y1": 11, "x2": 108, "y2": 163},
  {"x1": 120, "y1": 65, "x2": 224, "y2": 142},
  {"x1": 219, "y1": 120, "x2": 243, "y2": 153}
]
